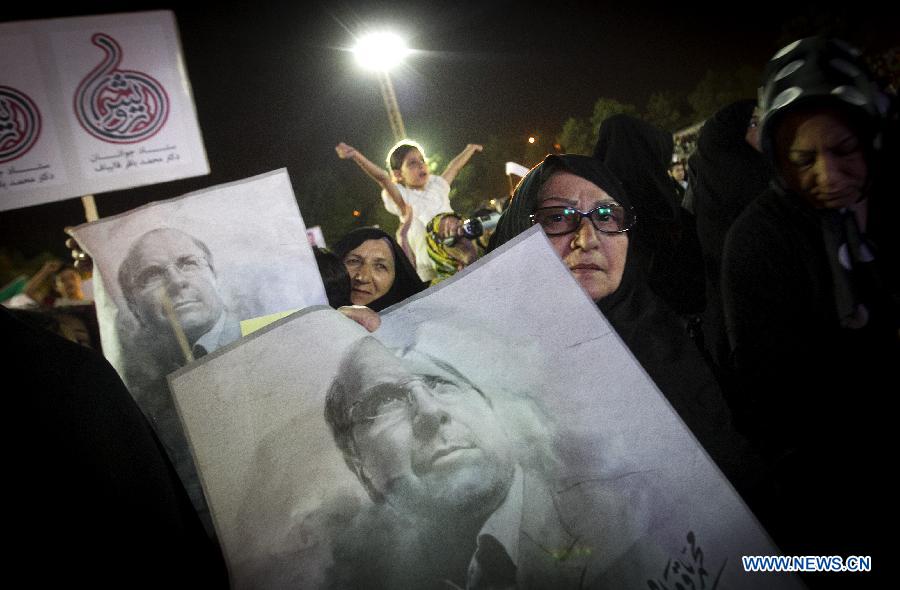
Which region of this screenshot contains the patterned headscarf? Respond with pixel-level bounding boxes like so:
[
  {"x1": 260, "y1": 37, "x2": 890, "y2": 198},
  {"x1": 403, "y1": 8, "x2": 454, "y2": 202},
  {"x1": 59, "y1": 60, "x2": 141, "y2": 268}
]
[
  {"x1": 425, "y1": 212, "x2": 485, "y2": 285},
  {"x1": 758, "y1": 36, "x2": 891, "y2": 330}
]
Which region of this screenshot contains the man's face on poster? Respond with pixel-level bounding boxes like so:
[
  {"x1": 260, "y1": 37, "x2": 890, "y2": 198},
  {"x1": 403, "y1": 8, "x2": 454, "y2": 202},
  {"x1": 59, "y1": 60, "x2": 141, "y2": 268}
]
[
  {"x1": 341, "y1": 339, "x2": 515, "y2": 520},
  {"x1": 125, "y1": 229, "x2": 224, "y2": 344}
]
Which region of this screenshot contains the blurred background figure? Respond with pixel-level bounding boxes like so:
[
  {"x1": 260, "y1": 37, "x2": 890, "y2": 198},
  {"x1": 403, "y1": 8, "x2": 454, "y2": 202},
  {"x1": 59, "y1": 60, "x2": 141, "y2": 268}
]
[
  {"x1": 2, "y1": 257, "x2": 91, "y2": 310},
  {"x1": 684, "y1": 99, "x2": 772, "y2": 373},
  {"x1": 667, "y1": 159, "x2": 688, "y2": 201},
  {"x1": 53, "y1": 265, "x2": 87, "y2": 305},
  {"x1": 332, "y1": 227, "x2": 428, "y2": 312},
  {"x1": 2, "y1": 259, "x2": 63, "y2": 308},
  {"x1": 722, "y1": 36, "x2": 897, "y2": 577}
]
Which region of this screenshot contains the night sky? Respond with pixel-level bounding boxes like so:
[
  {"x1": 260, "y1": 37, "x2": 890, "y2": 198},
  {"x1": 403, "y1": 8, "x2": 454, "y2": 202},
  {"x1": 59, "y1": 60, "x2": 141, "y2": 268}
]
[{"x1": 1, "y1": 1, "x2": 894, "y2": 262}]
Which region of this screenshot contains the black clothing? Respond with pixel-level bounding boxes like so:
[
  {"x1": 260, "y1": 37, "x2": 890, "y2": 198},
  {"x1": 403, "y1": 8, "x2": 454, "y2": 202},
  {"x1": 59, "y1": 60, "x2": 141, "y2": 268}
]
[
  {"x1": 670, "y1": 177, "x2": 686, "y2": 203},
  {"x1": 724, "y1": 38, "x2": 896, "y2": 585},
  {"x1": 687, "y1": 99, "x2": 771, "y2": 368},
  {"x1": 333, "y1": 227, "x2": 428, "y2": 312},
  {"x1": 3, "y1": 306, "x2": 229, "y2": 588},
  {"x1": 593, "y1": 114, "x2": 706, "y2": 316},
  {"x1": 723, "y1": 186, "x2": 896, "y2": 575}
]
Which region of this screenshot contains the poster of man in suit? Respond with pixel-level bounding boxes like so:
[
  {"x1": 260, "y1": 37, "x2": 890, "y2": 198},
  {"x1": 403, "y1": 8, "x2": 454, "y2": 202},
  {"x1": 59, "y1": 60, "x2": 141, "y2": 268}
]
[{"x1": 69, "y1": 168, "x2": 327, "y2": 522}]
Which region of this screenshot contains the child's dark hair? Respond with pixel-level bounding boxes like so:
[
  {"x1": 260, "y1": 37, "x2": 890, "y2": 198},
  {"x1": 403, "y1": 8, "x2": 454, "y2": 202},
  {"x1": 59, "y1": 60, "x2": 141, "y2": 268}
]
[{"x1": 386, "y1": 139, "x2": 426, "y2": 171}]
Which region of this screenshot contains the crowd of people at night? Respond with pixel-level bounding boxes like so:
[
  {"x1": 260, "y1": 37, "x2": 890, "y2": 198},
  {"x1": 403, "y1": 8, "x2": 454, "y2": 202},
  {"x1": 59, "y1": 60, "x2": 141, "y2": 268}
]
[{"x1": 3, "y1": 34, "x2": 897, "y2": 588}]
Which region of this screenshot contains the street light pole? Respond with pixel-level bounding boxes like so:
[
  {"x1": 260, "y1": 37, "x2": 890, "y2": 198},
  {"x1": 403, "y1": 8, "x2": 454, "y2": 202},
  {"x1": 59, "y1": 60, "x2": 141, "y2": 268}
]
[
  {"x1": 353, "y1": 31, "x2": 411, "y2": 142},
  {"x1": 377, "y1": 71, "x2": 406, "y2": 141}
]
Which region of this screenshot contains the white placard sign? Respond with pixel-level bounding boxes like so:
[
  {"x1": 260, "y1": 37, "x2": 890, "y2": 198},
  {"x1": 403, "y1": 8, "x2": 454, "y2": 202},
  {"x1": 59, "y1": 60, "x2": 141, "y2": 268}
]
[
  {"x1": 169, "y1": 227, "x2": 802, "y2": 590},
  {"x1": 305, "y1": 225, "x2": 326, "y2": 248},
  {"x1": 0, "y1": 11, "x2": 208, "y2": 211}
]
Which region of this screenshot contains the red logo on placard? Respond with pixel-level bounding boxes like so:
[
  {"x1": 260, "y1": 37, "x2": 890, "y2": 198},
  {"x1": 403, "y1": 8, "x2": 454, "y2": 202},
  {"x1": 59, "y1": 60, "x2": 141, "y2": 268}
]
[
  {"x1": 74, "y1": 33, "x2": 170, "y2": 144},
  {"x1": 0, "y1": 86, "x2": 42, "y2": 164}
]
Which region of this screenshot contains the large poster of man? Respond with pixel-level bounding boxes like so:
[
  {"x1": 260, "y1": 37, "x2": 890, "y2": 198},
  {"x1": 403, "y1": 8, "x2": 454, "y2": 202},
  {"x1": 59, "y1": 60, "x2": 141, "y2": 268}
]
[
  {"x1": 68, "y1": 168, "x2": 327, "y2": 520},
  {"x1": 0, "y1": 11, "x2": 207, "y2": 211},
  {"x1": 169, "y1": 227, "x2": 802, "y2": 589}
]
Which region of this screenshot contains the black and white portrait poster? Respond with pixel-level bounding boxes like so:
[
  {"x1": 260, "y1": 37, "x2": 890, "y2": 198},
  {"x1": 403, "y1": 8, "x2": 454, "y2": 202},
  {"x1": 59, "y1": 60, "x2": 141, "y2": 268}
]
[
  {"x1": 69, "y1": 168, "x2": 327, "y2": 516},
  {"x1": 0, "y1": 11, "x2": 207, "y2": 211},
  {"x1": 170, "y1": 226, "x2": 802, "y2": 589}
]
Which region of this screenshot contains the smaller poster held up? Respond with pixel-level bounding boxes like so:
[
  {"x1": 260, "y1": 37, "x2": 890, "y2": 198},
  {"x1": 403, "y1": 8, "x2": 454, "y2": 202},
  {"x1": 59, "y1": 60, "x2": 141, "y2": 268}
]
[{"x1": 68, "y1": 168, "x2": 328, "y2": 522}]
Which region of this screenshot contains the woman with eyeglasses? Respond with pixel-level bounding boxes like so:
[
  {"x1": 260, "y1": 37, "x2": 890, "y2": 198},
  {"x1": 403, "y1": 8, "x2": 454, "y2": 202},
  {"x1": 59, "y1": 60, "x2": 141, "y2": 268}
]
[{"x1": 489, "y1": 154, "x2": 766, "y2": 509}]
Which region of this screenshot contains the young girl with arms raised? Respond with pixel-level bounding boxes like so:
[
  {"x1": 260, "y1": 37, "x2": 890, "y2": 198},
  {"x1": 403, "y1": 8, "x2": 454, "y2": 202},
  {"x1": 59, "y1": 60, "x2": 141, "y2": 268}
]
[{"x1": 336, "y1": 139, "x2": 482, "y2": 282}]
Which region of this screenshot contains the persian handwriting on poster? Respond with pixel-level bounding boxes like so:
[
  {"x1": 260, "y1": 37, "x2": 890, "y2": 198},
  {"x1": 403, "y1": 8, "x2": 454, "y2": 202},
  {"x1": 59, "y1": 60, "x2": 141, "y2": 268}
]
[
  {"x1": 0, "y1": 11, "x2": 208, "y2": 212},
  {"x1": 89, "y1": 144, "x2": 181, "y2": 174},
  {"x1": 0, "y1": 163, "x2": 55, "y2": 189}
]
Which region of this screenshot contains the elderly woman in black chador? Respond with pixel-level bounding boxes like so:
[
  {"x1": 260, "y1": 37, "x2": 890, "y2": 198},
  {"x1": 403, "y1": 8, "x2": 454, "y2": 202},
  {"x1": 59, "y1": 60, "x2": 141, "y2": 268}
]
[
  {"x1": 333, "y1": 227, "x2": 428, "y2": 312},
  {"x1": 488, "y1": 154, "x2": 764, "y2": 503},
  {"x1": 722, "y1": 36, "x2": 897, "y2": 568}
]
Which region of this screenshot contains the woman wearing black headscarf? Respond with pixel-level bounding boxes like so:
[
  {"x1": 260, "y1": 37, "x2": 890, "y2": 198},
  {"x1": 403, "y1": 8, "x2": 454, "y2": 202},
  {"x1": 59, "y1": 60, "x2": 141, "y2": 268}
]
[
  {"x1": 722, "y1": 37, "x2": 897, "y2": 564},
  {"x1": 593, "y1": 114, "x2": 705, "y2": 318},
  {"x1": 333, "y1": 227, "x2": 428, "y2": 312},
  {"x1": 687, "y1": 99, "x2": 772, "y2": 369},
  {"x1": 489, "y1": 154, "x2": 764, "y2": 503}
]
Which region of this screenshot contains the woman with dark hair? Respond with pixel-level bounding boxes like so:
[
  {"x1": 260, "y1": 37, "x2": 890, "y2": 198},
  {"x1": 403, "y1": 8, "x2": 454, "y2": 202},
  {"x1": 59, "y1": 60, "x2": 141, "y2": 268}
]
[
  {"x1": 332, "y1": 227, "x2": 428, "y2": 312},
  {"x1": 722, "y1": 36, "x2": 896, "y2": 565},
  {"x1": 488, "y1": 154, "x2": 763, "y2": 504}
]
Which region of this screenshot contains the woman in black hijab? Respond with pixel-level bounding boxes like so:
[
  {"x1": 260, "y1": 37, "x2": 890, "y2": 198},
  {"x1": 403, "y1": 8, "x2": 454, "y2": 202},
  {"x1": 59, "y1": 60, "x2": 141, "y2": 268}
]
[
  {"x1": 333, "y1": 227, "x2": 428, "y2": 312},
  {"x1": 593, "y1": 114, "x2": 705, "y2": 318},
  {"x1": 489, "y1": 154, "x2": 764, "y2": 505},
  {"x1": 722, "y1": 37, "x2": 896, "y2": 563},
  {"x1": 686, "y1": 99, "x2": 772, "y2": 369}
]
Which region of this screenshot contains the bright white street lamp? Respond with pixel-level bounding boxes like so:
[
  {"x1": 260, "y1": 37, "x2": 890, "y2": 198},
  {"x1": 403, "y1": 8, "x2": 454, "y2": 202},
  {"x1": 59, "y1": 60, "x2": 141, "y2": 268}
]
[
  {"x1": 352, "y1": 32, "x2": 410, "y2": 141},
  {"x1": 353, "y1": 32, "x2": 410, "y2": 72}
]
